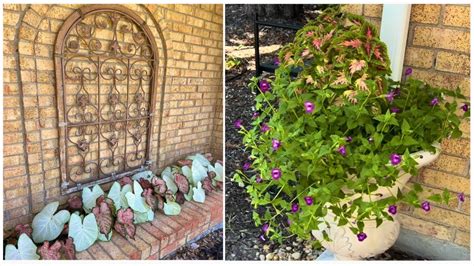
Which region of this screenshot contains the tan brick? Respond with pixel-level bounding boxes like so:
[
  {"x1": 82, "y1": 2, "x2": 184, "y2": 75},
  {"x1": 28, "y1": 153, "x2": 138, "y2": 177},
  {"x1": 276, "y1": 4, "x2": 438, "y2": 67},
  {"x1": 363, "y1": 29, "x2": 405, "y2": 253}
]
[
  {"x1": 195, "y1": 8, "x2": 213, "y2": 21},
  {"x1": 454, "y1": 230, "x2": 470, "y2": 247},
  {"x1": 342, "y1": 4, "x2": 363, "y2": 15},
  {"x1": 23, "y1": 10, "x2": 42, "y2": 27},
  {"x1": 440, "y1": 138, "x2": 470, "y2": 158},
  {"x1": 435, "y1": 51, "x2": 470, "y2": 75},
  {"x1": 443, "y1": 5, "x2": 470, "y2": 28},
  {"x1": 19, "y1": 24, "x2": 36, "y2": 42},
  {"x1": 45, "y1": 6, "x2": 74, "y2": 20},
  {"x1": 3, "y1": 26, "x2": 16, "y2": 41},
  {"x1": 363, "y1": 4, "x2": 383, "y2": 18},
  {"x1": 411, "y1": 5, "x2": 441, "y2": 24},
  {"x1": 416, "y1": 184, "x2": 470, "y2": 214},
  {"x1": 413, "y1": 205, "x2": 469, "y2": 230},
  {"x1": 413, "y1": 26, "x2": 469, "y2": 53},
  {"x1": 403, "y1": 47, "x2": 435, "y2": 69},
  {"x1": 187, "y1": 16, "x2": 204, "y2": 28},
  {"x1": 3, "y1": 11, "x2": 20, "y2": 26},
  {"x1": 420, "y1": 168, "x2": 470, "y2": 194}
]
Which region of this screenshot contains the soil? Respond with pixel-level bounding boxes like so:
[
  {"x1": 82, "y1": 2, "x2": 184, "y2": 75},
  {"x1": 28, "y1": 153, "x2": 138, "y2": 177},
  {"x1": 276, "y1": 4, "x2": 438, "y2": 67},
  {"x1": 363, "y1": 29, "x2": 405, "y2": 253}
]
[
  {"x1": 224, "y1": 4, "x2": 427, "y2": 261},
  {"x1": 167, "y1": 229, "x2": 223, "y2": 260}
]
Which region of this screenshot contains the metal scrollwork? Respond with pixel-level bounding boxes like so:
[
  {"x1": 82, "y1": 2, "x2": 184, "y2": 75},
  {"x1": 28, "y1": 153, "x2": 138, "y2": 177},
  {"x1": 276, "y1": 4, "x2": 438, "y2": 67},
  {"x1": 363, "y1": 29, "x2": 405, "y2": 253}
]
[{"x1": 57, "y1": 8, "x2": 156, "y2": 193}]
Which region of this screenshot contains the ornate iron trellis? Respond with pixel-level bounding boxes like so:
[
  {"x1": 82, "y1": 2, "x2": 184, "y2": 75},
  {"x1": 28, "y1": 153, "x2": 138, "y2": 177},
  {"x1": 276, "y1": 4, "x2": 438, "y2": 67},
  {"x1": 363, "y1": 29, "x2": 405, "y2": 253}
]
[{"x1": 55, "y1": 6, "x2": 159, "y2": 194}]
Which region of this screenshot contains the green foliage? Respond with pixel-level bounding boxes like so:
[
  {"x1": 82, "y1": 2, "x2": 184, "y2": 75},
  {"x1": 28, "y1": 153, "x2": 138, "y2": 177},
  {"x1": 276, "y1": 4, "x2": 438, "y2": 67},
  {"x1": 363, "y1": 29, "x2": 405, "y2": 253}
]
[{"x1": 236, "y1": 8, "x2": 469, "y2": 244}]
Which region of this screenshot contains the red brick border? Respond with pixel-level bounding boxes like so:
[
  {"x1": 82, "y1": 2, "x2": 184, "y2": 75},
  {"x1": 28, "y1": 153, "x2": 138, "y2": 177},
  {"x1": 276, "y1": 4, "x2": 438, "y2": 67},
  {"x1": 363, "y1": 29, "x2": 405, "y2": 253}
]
[{"x1": 76, "y1": 190, "x2": 223, "y2": 260}]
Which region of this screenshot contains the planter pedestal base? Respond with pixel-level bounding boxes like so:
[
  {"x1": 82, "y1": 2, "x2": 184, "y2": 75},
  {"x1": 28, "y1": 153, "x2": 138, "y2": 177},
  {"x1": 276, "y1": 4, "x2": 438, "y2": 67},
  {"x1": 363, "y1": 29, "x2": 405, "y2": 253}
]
[{"x1": 316, "y1": 250, "x2": 336, "y2": 260}]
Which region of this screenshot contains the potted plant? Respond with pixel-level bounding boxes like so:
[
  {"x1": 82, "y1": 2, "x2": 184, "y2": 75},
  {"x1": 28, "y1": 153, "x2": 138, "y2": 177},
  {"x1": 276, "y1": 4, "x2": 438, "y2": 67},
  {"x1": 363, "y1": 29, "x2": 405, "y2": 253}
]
[{"x1": 232, "y1": 8, "x2": 469, "y2": 260}]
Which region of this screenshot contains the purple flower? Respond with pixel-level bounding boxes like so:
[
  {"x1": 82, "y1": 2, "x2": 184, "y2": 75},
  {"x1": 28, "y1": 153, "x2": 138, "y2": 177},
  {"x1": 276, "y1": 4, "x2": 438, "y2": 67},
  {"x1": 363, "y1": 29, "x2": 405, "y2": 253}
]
[
  {"x1": 259, "y1": 234, "x2": 266, "y2": 242},
  {"x1": 234, "y1": 119, "x2": 243, "y2": 129},
  {"x1": 274, "y1": 57, "x2": 280, "y2": 66},
  {"x1": 458, "y1": 192, "x2": 465, "y2": 203},
  {"x1": 262, "y1": 223, "x2": 269, "y2": 233},
  {"x1": 242, "y1": 161, "x2": 251, "y2": 171},
  {"x1": 405, "y1": 68, "x2": 412, "y2": 76},
  {"x1": 291, "y1": 203, "x2": 299, "y2": 213},
  {"x1": 357, "y1": 232, "x2": 367, "y2": 242},
  {"x1": 386, "y1": 90, "x2": 395, "y2": 103},
  {"x1": 304, "y1": 101, "x2": 315, "y2": 113},
  {"x1": 393, "y1": 88, "x2": 401, "y2": 96},
  {"x1": 252, "y1": 112, "x2": 260, "y2": 119},
  {"x1": 259, "y1": 79, "x2": 271, "y2": 93},
  {"x1": 346, "y1": 136, "x2": 353, "y2": 143},
  {"x1": 271, "y1": 168, "x2": 281, "y2": 180},
  {"x1": 390, "y1": 153, "x2": 402, "y2": 165},
  {"x1": 260, "y1": 123, "x2": 270, "y2": 133},
  {"x1": 304, "y1": 196, "x2": 313, "y2": 206},
  {"x1": 272, "y1": 139, "x2": 281, "y2": 151},
  {"x1": 390, "y1": 107, "x2": 400, "y2": 113},
  {"x1": 430, "y1": 97, "x2": 439, "y2": 106},
  {"x1": 421, "y1": 201, "x2": 431, "y2": 212},
  {"x1": 461, "y1": 103, "x2": 469, "y2": 112},
  {"x1": 256, "y1": 175, "x2": 262, "y2": 183},
  {"x1": 338, "y1": 146, "x2": 347, "y2": 156},
  {"x1": 388, "y1": 205, "x2": 397, "y2": 215}
]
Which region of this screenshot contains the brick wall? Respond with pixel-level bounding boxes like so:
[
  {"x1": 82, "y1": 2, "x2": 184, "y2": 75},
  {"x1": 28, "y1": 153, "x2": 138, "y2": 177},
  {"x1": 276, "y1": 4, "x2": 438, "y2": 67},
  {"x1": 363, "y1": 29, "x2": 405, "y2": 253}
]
[
  {"x1": 3, "y1": 4, "x2": 223, "y2": 231},
  {"x1": 343, "y1": 4, "x2": 470, "y2": 249}
]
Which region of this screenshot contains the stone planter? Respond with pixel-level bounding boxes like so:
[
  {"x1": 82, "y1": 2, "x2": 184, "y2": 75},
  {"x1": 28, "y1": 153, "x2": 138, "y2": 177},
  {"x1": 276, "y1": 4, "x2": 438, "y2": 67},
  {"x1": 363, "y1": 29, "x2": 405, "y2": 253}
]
[{"x1": 312, "y1": 143, "x2": 441, "y2": 260}]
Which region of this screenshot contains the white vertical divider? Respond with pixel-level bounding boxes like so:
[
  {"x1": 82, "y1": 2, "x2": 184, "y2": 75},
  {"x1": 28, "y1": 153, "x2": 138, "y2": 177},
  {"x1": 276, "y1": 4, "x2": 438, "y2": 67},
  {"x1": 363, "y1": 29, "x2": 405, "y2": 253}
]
[{"x1": 380, "y1": 4, "x2": 412, "y2": 81}]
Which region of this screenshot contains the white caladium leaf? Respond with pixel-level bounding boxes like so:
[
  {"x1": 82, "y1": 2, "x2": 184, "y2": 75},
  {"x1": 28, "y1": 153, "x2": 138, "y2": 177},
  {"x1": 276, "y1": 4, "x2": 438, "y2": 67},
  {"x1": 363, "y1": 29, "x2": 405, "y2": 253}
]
[
  {"x1": 68, "y1": 213, "x2": 99, "y2": 252},
  {"x1": 187, "y1": 153, "x2": 211, "y2": 167},
  {"x1": 214, "y1": 162, "x2": 223, "y2": 181},
  {"x1": 192, "y1": 181, "x2": 206, "y2": 203},
  {"x1": 107, "y1": 182, "x2": 122, "y2": 210},
  {"x1": 163, "y1": 174, "x2": 178, "y2": 194},
  {"x1": 125, "y1": 181, "x2": 150, "y2": 213},
  {"x1": 182, "y1": 165, "x2": 192, "y2": 180},
  {"x1": 184, "y1": 186, "x2": 194, "y2": 201},
  {"x1": 31, "y1": 201, "x2": 70, "y2": 243},
  {"x1": 82, "y1": 184, "x2": 104, "y2": 213},
  {"x1": 5, "y1": 234, "x2": 40, "y2": 260},
  {"x1": 161, "y1": 166, "x2": 172, "y2": 179},
  {"x1": 98, "y1": 231, "x2": 113, "y2": 242},
  {"x1": 120, "y1": 184, "x2": 132, "y2": 209},
  {"x1": 133, "y1": 209, "x2": 155, "y2": 224},
  {"x1": 163, "y1": 201, "x2": 181, "y2": 216},
  {"x1": 192, "y1": 159, "x2": 208, "y2": 185},
  {"x1": 132, "y1": 170, "x2": 154, "y2": 181}
]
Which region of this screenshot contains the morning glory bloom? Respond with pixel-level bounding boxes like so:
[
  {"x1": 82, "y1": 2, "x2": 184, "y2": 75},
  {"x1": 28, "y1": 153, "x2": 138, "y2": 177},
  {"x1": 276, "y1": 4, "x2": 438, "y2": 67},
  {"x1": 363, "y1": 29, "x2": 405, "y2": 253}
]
[
  {"x1": 256, "y1": 175, "x2": 262, "y2": 183},
  {"x1": 259, "y1": 79, "x2": 271, "y2": 93},
  {"x1": 388, "y1": 205, "x2": 397, "y2": 215},
  {"x1": 458, "y1": 192, "x2": 465, "y2": 203},
  {"x1": 338, "y1": 146, "x2": 347, "y2": 156},
  {"x1": 274, "y1": 57, "x2": 280, "y2": 66},
  {"x1": 386, "y1": 90, "x2": 395, "y2": 103},
  {"x1": 291, "y1": 203, "x2": 299, "y2": 213},
  {"x1": 304, "y1": 101, "x2": 315, "y2": 113},
  {"x1": 271, "y1": 168, "x2": 281, "y2": 180},
  {"x1": 421, "y1": 201, "x2": 431, "y2": 212},
  {"x1": 272, "y1": 139, "x2": 281, "y2": 151},
  {"x1": 357, "y1": 232, "x2": 367, "y2": 242},
  {"x1": 234, "y1": 119, "x2": 243, "y2": 129},
  {"x1": 461, "y1": 103, "x2": 469, "y2": 112},
  {"x1": 260, "y1": 123, "x2": 270, "y2": 133},
  {"x1": 390, "y1": 107, "x2": 400, "y2": 113},
  {"x1": 252, "y1": 112, "x2": 259, "y2": 119},
  {"x1": 390, "y1": 153, "x2": 402, "y2": 165},
  {"x1": 405, "y1": 68, "x2": 413, "y2": 76},
  {"x1": 430, "y1": 97, "x2": 439, "y2": 106},
  {"x1": 262, "y1": 223, "x2": 269, "y2": 233},
  {"x1": 259, "y1": 234, "x2": 266, "y2": 242},
  {"x1": 304, "y1": 196, "x2": 313, "y2": 206},
  {"x1": 346, "y1": 136, "x2": 353, "y2": 143},
  {"x1": 242, "y1": 161, "x2": 251, "y2": 171}
]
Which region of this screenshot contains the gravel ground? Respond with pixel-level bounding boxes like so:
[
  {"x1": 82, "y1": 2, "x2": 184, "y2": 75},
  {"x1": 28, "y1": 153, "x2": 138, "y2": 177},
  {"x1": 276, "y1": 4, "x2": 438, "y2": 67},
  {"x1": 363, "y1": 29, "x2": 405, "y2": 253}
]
[
  {"x1": 167, "y1": 229, "x2": 223, "y2": 260},
  {"x1": 224, "y1": 4, "x2": 427, "y2": 261}
]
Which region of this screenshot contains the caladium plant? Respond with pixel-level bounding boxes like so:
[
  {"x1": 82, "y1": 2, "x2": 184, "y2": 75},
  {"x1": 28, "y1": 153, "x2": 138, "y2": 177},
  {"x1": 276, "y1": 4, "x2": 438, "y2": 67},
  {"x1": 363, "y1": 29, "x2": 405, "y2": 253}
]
[
  {"x1": 67, "y1": 195, "x2": 83, "y2": 211},
  {"x1": 174, "y1": 173, "x2": 190, "y2": 194},
  {"x1": 14, "y1": 224, "x2": 33, "y2": 238},
  {"x1": 92, "y1": 200, "x2": 114, "y2": 235},
  {"x1": 82, "y1": 184, "x2": 104, "y2": 213},
  {"x1": 68, "y1": 213, "x2": 99, "y2": 252},
  {"x1": 114, "y1": 208, "x2": 136, "y2": 239},
  {"x1": 39, "y1": 240, "x2": 62, "y2": 260},
  {"x1": 5, "y1": 234, "x2": 40, "y2": 260},
  {"x1": 32, "y1": 201, "x2": 70, "y2": 243}
]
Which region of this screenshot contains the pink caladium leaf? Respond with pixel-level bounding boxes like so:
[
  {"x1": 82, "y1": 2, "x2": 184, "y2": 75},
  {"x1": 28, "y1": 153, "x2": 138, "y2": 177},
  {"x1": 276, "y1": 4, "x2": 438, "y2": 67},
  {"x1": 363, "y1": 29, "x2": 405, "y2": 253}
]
[
  {"x1": 208, "y1": 171, "x2": 216, "y2": 180},
  {"x1": 341, "y1": 39, "x2": 362, "y2": 49},
  {"x1": 349, "y1": 59, "x2": 366, "y2": 74},
  {"x1": 114, "y1": 208, "x2": 136, "y2": 239},
  {"x1": 61, "y1": 223, "x2": 69, "y2": 236},
  {"x1": 216, "y1": 181, "x2": 223, "y2": 191},
  {"x1": 156, "y1": 194, "x2": 165, "y2": 210},
  {"x1": 62, "y1": 237, "x2": 76, "y2": 260},
  {"x1": 92, "y1": 201, "x2": 113, "y2": 235},
  {"x1": 14, "y1": 224, "x2": 32, "y2": 238},
  {"x1": 175, "y1": 192, "x2": 185, "y2": 204},
  {"x1": 142, "y1": 188, "x2": 158, "y2": 210},
  {"x1": 138, "y1": 178, "x2": 152, "y2": 190},
  {"x1": 151, "y1": 177, "x2": 167, "y2": 195},
  {"x1": 177, "y1": 159, "x2": 193, "y2": 167},
  {"x1": 119, "y1": 176, "x2": 133, "y2": 186},
  {"x1": 39, "y1": 240, "x2": 62, "y2": 260},
  {"x1": 174, "y1": 173, "x2": 190, "y2": 194},
  {"x1": 202, "y1": 177, "x2": 213, "y2": 194},
  {"x1": 67, "y1": 195, "x2": 83, "y2": 210},
  {"x1": 117, "y1": 208, "x2": 134, "y2": 225}
]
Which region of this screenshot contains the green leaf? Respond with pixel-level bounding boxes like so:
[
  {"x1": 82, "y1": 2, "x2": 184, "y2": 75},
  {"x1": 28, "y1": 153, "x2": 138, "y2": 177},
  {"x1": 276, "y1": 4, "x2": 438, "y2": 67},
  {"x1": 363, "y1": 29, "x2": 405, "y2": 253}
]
[
  {"x1": 5, "y1": 234, "x2": 40, "y2": 260},
  {"x1": 427, "y1": 194, "x2": 442, "y2": 203},
  {"x1": 192, "y1": 181, "x2": 206, "y2": 203},
  {"x1": 163, "y1": 201, "x2": 181, "y2": 215},
  {"x1": 32, "y1": 201, "x2": 71, "y2": 243},
  {"x1": 68, "y1": 213, "x2": 99, "y2": 252},
  {"x1": 442, "y1": 188, "x2": 451, "y2": 205},
  {"x1": 82, "y1": 184, "x2": 104, "y2": 213}
]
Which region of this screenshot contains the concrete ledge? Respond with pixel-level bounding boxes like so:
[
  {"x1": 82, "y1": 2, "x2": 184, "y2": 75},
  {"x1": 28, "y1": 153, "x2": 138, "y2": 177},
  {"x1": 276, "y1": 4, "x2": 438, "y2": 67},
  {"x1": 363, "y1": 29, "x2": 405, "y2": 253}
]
[
  {"x1": 75, "y1": 190, "x2": 223, "y2": 260},
  {"x1": 394, "y1": 228, "x2": 470, "y2": 260}
]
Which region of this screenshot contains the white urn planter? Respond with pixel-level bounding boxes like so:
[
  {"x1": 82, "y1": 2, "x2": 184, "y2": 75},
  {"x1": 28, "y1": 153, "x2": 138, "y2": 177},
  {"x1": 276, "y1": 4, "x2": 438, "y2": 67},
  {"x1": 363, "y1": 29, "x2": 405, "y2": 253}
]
[{"x1": 312, "y1": 143, "x2": 441, "y2": 260}]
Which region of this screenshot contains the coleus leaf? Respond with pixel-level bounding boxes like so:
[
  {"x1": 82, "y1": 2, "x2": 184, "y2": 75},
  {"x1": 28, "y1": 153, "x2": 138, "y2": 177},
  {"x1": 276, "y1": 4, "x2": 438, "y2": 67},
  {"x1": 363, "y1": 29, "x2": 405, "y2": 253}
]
[
  {"x1": 39, "y1": 240, "x2": 62, "y2": 260},
  {"x1": 341, "y1": 39, "x2": 362, "y2": 48},
  {"x1": 138, "y1": 178, "x2": 152, "y2": 190},
  {"x1": 15, "y1": 224, "x2": 32, "y2": 238},
  {"x1": 82, "y1": 184, "x2": 104, "y2": 213},
  {"x1": 5, "y1": 233, "x2": 40, "y2": 260},
  {"x1": 174, "y1": 173, "x2": 190, "y2": 194},
  {"x1": 32, "y1": 201, "x2": 71, "y2": 243},
  {"x1": 92, "y1": 201, "x2": 113, "y2": 235},
  {"x1": 349, "y1": 59, "x2": 366, "y2": 74},
  {"x1": 119, "y1": 176, "x2": 133, "y2": 186},
  {"x1": 202, "y1": 177, "x2": 213, "y2": 194},
  {"x1": 68, "y1": 213, "x2": 99, "y2": 252},
  {"x1": 176, "y1": 191, "x2": 185, "y2": 204},
  {"x1": 192, "y1": 181, "x2": 206, "y2": 203},
  {"x1": 151, "y1": 177, "x2": 167, "y2": 194},
  {"x1": 62, "y1": 237, "x2": 76, "y2": 260},
  {"x1": 67, "y1": 195, "x2": 83, "y2": 210}
]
